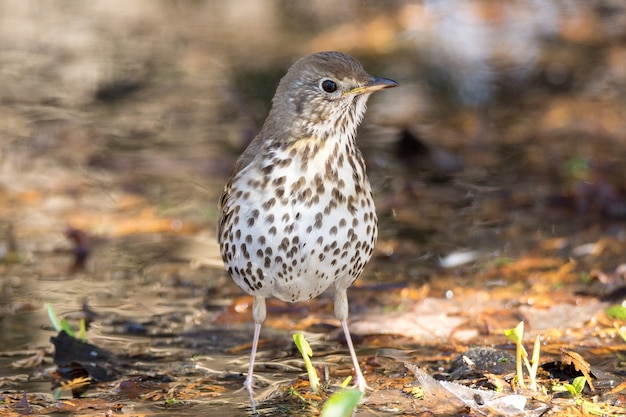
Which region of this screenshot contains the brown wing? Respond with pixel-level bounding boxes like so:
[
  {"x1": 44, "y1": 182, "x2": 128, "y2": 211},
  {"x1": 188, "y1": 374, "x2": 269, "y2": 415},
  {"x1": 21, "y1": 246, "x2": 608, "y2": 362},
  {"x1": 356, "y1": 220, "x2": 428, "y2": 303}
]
[{"x1": 217, "y1": 133, "x2": 264, "y2": 240}]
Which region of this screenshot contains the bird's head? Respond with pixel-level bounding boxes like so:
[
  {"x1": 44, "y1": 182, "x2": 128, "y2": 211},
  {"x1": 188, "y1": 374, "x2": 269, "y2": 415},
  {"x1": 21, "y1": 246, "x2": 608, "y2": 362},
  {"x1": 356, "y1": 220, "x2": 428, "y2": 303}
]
[{"x1": 265, "y1": 51, "x2": 398, "y2": 141}]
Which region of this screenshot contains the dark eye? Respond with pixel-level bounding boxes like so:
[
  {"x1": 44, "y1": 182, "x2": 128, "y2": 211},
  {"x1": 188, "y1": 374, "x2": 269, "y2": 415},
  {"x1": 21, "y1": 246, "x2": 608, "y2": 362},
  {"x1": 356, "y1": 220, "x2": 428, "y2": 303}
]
[{"x1": 321, "y1": 79, "x2": 337, "y2": 93}]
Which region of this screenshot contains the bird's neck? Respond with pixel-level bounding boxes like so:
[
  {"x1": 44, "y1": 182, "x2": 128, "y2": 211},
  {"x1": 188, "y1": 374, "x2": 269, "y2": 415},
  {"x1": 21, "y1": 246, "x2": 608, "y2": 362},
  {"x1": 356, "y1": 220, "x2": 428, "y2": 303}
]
[
  {"x1": 261, "y1": 126, "x2": 368, "y2": 192},
  {"x1": 257, "y1": 94, "x2": 372, "y2": 184},
  {"x1": 297, "y1": 95, "x2": 369, "y2": 143}
]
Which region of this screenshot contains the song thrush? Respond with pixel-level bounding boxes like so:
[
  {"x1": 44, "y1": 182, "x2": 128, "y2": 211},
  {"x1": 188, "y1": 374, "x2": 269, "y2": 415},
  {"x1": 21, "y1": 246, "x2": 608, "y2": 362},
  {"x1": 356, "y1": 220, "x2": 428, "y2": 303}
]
[{"x1": 218, "y1": 51, "x2": 397, "y2": 401}]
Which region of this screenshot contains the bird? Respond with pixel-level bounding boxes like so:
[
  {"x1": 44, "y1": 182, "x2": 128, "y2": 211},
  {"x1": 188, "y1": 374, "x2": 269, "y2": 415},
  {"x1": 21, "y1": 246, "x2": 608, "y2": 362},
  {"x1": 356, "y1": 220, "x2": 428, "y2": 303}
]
[{"x1": 217, "y1": 51, "x2": 397, "y2": 402}]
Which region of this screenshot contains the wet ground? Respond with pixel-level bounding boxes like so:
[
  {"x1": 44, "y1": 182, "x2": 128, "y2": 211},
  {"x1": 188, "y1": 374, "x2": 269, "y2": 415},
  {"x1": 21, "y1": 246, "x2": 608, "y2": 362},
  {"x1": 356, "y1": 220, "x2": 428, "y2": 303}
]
[{"x1": 1, "y1": 1, "x2": 626, "y2": 416}]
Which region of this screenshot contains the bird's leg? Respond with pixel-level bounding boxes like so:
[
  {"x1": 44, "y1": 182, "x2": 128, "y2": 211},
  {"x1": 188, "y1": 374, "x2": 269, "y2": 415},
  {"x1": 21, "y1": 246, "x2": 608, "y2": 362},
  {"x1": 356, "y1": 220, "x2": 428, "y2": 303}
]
[
  {"x1": 244, "y1": 296, "x2": 266, "y2": 408},
  {"x1": 334, "y1": 289, "x2": 369, "y2": 391}
]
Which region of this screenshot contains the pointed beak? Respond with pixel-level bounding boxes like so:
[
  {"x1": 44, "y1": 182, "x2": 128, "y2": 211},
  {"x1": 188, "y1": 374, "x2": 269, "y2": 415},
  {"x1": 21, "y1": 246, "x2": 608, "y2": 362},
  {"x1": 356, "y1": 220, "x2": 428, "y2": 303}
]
[
  {"x1": 347, "y1": 77, "x2": 399, "y2": 96},
  {"x1": 367, "y1": 77, "x2": 399, "y2": 91}
]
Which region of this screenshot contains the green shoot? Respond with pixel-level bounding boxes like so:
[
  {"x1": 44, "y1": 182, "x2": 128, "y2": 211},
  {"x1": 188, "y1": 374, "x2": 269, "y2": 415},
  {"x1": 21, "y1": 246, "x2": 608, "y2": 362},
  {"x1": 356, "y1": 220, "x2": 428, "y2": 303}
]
[
  {"x1": 289, "y1": 386, "x2": 308, "y2": 403},
  {"x1": 78, "y1": 318, "x2": 87, "y2": 342},
  {"x1": 340, "y1": 375, "x2": 352, "y2": 389},
  {"x1": 504, "y1": 321, "x2": 541, "y2": 391},
  {"x1": 571, "y1": 376, "x2": 587, "y2": 396},
  {"x1": 504, "y1": 321, "x2": 526, "y2": 388},
  {"x1": 46, "y1": 303, "x2": 64, "y2": 333},
  {"x1": 45, "y1": 303, "x2": 87, "y2": 341},
  {"x1": 553, "y1": 376, "x2": 586, "y2": 398},
  {"x1": 320, "y1": 389, "x2": 362, "y2": 417},
  {"x1": 61, "y1": 320, "x2": 74, "y2": 337},
  {"x1": 46, "y1": 303, "x2": 75, "y2": 337},
  {"x1": 606, "y1": 304, "x2": 626, "y2": 320},
  {"x1": 293, "y1": 333, "x2": 321, "y2": 392}
]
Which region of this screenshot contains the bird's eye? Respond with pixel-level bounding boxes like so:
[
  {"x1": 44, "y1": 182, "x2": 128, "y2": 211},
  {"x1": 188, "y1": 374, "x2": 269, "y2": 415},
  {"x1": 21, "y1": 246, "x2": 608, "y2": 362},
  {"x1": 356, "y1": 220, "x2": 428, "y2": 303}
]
[{"x1": 321, "y1": 79, "x2": 338, "y2": 93}]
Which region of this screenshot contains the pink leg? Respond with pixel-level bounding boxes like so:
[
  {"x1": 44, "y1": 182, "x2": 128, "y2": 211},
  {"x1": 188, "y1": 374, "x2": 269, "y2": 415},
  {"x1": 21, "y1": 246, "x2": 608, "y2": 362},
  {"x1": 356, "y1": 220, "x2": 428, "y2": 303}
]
[
  {"x1": 244, "y1": 296, "x2": 266, "y2": 408},
  {"x1": 341, "y1": 319, "x2": 368, "y2": 391},
  {"x1": 244, "y1": 321, "x2": 261, "y2": 407},
  {"x1": 335, "y1": 289, "x2": 369, "y2": 391}
]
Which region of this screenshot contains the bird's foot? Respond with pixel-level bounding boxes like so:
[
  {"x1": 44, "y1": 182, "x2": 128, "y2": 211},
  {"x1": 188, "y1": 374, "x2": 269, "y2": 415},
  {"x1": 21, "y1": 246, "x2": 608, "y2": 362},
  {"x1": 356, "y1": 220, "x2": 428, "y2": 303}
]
[
  {"x1": 232, "y1": 376, "x2": 257, "y2": 413},
  {"x1": 354, "y1": 374, "x2": 373, "y2": 392},
  {"x1": 244, "y1": 377, "x2": 257, "y2": 404}
]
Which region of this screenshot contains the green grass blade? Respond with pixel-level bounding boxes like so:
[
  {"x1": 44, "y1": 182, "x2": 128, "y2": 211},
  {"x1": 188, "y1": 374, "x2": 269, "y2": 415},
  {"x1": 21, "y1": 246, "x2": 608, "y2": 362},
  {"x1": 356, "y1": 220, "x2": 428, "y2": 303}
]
[
  {"x1": 45, "y1": 303, "x2": 63, "y2": 333},
  {"x1": 321, "y1": 389, "x2": 362, "y2": 417},
  {"x1": 293, "y1": 333, "x2": 320, "y2": 392}
]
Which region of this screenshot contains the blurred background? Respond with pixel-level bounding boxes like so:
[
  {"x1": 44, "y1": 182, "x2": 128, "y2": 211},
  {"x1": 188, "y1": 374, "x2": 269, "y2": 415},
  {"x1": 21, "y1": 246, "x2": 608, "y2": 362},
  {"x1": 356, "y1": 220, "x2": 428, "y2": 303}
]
[
  {"x1": 1, "y1": 0, "x2": 624, "y2": 258},
  {"x1": 0, "y1": 0, "x2": 625, "y2": 412}
]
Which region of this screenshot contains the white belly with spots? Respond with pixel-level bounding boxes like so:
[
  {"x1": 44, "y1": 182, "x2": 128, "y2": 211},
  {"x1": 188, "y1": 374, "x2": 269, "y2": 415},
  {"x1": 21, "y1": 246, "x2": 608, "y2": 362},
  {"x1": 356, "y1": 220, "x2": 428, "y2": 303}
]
[{"x1": 219, "y1": 143, "x2": 378, "y2": 303}]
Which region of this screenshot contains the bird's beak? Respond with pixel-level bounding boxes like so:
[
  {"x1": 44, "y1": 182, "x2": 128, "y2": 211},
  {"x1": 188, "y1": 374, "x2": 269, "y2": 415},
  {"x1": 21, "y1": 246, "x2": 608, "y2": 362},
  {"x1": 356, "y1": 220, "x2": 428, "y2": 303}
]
[{"x1": 347, "y1": 77, "x2": 398, "y2": 96}]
